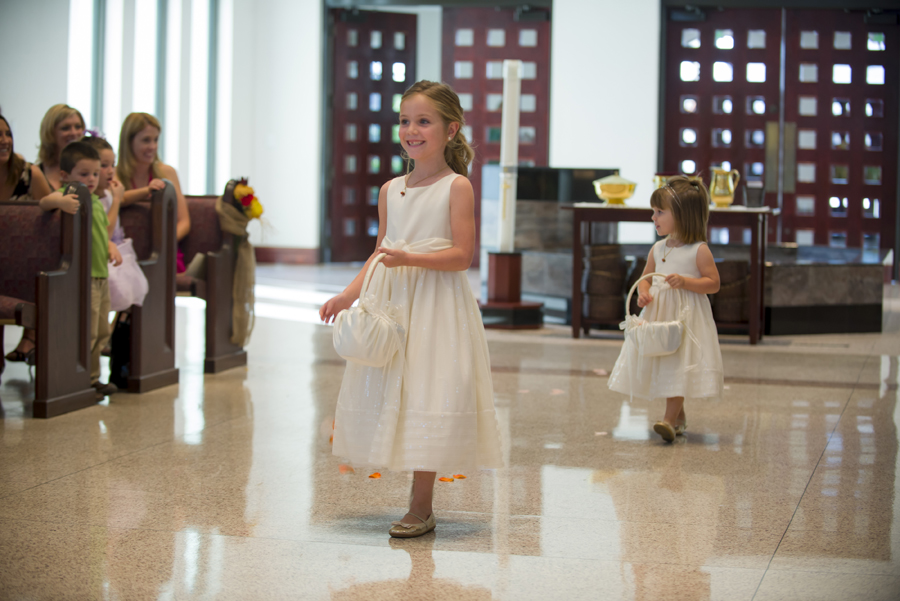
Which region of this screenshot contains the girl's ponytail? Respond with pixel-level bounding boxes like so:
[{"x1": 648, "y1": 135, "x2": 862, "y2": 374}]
[{"x1": 445, "y1": 129, "x2": 475, "y2": 177}]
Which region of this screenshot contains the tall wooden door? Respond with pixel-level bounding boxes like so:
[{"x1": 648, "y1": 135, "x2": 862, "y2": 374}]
[
  {"x1": 328, "y1": 10, "x2": 417, "y2": 262},
  {"x1": 441, "y1": 6, "x2": 552, "y2": 262},
  {"x1": 663, "y1": 7, "x2": 899, "y2": 253},
  {"x1": 783, "y1": 10, "x2": 898, "y2": 251},
  {"x1": 663, "y1": 8, "x2": 781, "y2": 244}
]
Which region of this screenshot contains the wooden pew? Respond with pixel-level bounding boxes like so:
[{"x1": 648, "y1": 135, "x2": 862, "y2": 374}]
[
  {"x1": 180, "y1": 181, "x2": 248, "y2": 373},
  {"x1": 0, "y1": 183, "x2": 96, "y2": 418},
  {"x1": 117, "y1": 183, "x2": 180, "y2": 392}
]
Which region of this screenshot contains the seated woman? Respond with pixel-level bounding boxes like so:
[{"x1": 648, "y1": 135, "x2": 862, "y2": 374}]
[
  {"x1": 36, "y1": 104, "x2": 86, "y2": 190},
  {"x1": 117, "y1": 113, "x2": 190, "y2": 271},
  {"x1": 1, "y1": 114, "x2": 54, "y2": 366},
  {"x1": 1, "y1": 115, "x2": 53, "y2": 202}
]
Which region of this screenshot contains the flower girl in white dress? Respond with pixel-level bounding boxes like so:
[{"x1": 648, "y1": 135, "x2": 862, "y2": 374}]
[
  {"x1": 608, "y1": 177, "x2": 725, "y2": 442},
  {"x1": 320, "y1": 81, "x2": 503, "y2": 537}
]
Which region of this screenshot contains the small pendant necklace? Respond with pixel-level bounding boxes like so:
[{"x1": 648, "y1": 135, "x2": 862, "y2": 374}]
[
  {"x1": 661, "y1": 239, "x2": 682, "y2": 263},
  {"x1": 401, "y1": 165, "x2": 449, "y2": 196}
]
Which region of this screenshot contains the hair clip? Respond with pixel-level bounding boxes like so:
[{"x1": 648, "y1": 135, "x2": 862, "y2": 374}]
[
  {"x1": 664, "y1": 183, "x2": 681, "y2": 203},
  {"x1": 84, "y1": 128, "x2": 106, "y2": 139}
]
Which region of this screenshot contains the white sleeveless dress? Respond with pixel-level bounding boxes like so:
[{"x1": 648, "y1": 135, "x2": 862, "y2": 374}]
[
  {"x1": 332, "y1": 174, "x2": 503, "y2": 473},
  {"x1": 608, "y1": 240, "x2": 724, "y2": 401}
]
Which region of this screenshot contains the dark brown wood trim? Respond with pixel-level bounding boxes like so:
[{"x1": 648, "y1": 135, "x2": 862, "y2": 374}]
[
  {"x1": 326, "y1": 0, "x2": 551, "y2": 8},
  {"x1": 255, "y1": 247, "x2": 319, "y2": 265},
  {"x1": 663, "y1": 1, "x2": 899, "y2": 9}
]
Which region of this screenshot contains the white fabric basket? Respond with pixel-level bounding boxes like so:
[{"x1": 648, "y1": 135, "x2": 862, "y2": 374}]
[
  {"x1": 621, "y1": 272, "x2": 685, "y2": 357},
  {"x1": 333, "y1": 253, "x2": 405, "y2": 367}
]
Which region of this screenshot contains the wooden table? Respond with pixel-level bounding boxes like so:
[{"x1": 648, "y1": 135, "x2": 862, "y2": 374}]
[{"x1": 564, "y1": 204, "x2": 777, "y2": 344}]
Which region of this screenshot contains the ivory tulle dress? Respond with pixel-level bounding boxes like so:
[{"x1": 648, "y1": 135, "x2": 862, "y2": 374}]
[
  {"x1": 608, "y1": 240, "x2": 724, "y2": 401},
  {"x1": 332, "y1": 173, "x2": 503, "y2": 473}
]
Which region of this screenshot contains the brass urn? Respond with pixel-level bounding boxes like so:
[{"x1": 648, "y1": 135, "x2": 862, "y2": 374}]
[{"x1": 592, "y1": 174, "x2": 637, "y2": 205}]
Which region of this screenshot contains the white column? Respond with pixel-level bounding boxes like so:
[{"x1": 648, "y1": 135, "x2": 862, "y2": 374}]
[
  {"x1": 497, "y1": 60, "x2": 522, "y2": 253},
  {"x1": 132, "y1": 0, "x2": 159, "y2": 115},
  {"x1": 187, "y1": 0, "x2": 210, "y2": 194},
  {"x1": 67, "y1": 0, "x2": 95, "y2": 124},
  {"x1": 102, "y1": 0, "x2": 125, "y2": 139}
]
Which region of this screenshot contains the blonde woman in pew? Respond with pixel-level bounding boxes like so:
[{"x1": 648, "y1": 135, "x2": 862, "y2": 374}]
[
  {"x1": 116, "y1": 112, "x2": 191, "y2": 272},
  {"x1": 1, "y1": 114, "x2": 53, "y2": 367},
  {"x1": 35, "y1": 104, "x2": 86, "y2": 190},
  {"x1": 6, "y1": 103, "x2": 85, "y2": 366}
]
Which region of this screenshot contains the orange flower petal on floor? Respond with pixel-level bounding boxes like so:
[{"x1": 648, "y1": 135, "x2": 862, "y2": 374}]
[
  {"x1": 339, "y1": 464, "x2": 355, "y2": 474},
  {"x1": 369, "y1": 472, "x2": 381, "y2": 479},
  {"x1": 453, "y1": 474, "x2": 466, "y2": 479},
  {"x1": 438, "y1": 477, "x2": 454, "y2": 482}
]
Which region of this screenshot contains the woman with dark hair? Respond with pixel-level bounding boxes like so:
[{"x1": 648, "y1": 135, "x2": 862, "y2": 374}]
[
  {"x1": 0, "y1": 115, "x2": 53, "y2": 202},
  {"x1": 1, "y1": 114, "x2": 54, "y2": 366}
]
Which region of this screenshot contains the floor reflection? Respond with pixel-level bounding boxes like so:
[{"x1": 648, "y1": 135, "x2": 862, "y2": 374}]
[
  {"x1": 331, "y1": 536, "x2": 493, "y2": 600},
  {"x1": 3, "y1": 276, "x2": 900, "y2": 600}
]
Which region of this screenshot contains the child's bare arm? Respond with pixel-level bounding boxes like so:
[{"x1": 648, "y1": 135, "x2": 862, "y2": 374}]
[
  {"x1": 108, "y1": 241, "x2": 123, "y2": 266},
  {"x1": 665, "y1": 244, "x2": 720, "y2": 294},
  {"x1": 637, "y1": 247, "x2": 656, "y2": 307},
  {"x1": 106, "y1": 181, "x2": 124, "y2": 237},
  {"x1": 39, "y1": 191, "x2": 80, "y2": 214},
  {"x1": 122, "y1": 187, "x2": 152, "y2": 205},
  {"x1": 29, "y1": 164, "x2": 53, "y2": 200},
  {"x1": 319, "y1": 181, "x2": 390, "y2": 324}
]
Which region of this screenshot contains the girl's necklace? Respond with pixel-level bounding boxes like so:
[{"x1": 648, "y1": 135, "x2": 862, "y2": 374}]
[
  {"x1": 401, "y1": 165, "x2": 449, "y2": 196},
  {"x1": 661, "y1": 239, "x2": 683, "y2": 263}
]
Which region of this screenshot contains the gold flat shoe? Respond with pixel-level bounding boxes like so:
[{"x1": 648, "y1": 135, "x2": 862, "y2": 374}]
[
  {"x1": 674, "y1": 422, "x2": 687, "y2": 436},
  {"x1": 653, "y1": 421, "x2": 676, "y2": 443},
  {"x1": 389, "y1": 512, "x2": 436, "y2": 538}
]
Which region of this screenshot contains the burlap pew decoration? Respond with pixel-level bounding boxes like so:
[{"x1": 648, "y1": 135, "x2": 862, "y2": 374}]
[{"x1": 215, "y1": 195, "x2": 256, "y2": 347}]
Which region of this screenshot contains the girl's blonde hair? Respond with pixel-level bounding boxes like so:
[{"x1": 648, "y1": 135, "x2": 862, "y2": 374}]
[
  {"x1": 649, "y1": 176, "x2": 710, "y2": 244},
  {"x1": 1, "y1": 115, "x2": 26, "y2": 187},
  {"x1": 38, "y1": 104, "x2": 85, "y2": 166},
  {"x1": 117, "y1": 112, "x2": 163, "y2": 189},
  {"x1": 400, "y1": 81, "x2": 475, "y2": 177}
]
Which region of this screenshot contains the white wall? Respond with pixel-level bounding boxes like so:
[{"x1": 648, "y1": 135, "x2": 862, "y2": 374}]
[
  {"x1": 0, "y1": 0, "x2": 323, "y2": 250},
  {"x1": 549, "y1": 0, "x2": 660, "y2": 241},
  {"x1": 222, "y1": 0, "x2": 324, "y2": 249},
  {"x1": 413, "y1": 7, "x2": 442, "y2": 82},
  {"x1": 0, "y1": 0, "x2": 71, "y2": 164}
]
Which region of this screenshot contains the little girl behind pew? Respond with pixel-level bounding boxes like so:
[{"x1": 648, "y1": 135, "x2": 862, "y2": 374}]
[{"x1": 82, "y1": 134, "x2": 149, "y2": 312}]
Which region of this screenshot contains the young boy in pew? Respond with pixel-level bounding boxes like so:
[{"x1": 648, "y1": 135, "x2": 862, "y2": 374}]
[{"x1": 40, "y1": 141, "x2": 122, "y2": 397}]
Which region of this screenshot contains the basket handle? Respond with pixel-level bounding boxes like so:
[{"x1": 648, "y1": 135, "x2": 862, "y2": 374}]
[
  {"x1": 625, "y1": 272, "x2": 668, "y2": 317},
  {"x1": 361, "y1": 252, "x2": 387, "y2": 298}
]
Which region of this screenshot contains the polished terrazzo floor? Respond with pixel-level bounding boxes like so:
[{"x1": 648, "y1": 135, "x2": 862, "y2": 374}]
[{"x1": 1, "y1": 265, "x2": 900, "y2": 600}]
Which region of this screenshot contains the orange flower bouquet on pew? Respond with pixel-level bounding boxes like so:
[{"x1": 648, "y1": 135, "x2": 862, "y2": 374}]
[{"x1": 232, "y1": 178, "x2": 264, "y2": 220}]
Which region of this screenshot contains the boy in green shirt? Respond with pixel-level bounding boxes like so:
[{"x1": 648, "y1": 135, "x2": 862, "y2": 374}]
[{"x1": 41, "y1": 141, "x2": 123, "y2": 397}]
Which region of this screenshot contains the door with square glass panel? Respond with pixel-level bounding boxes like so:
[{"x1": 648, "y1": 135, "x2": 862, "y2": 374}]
[
  {"x1": 664, "y1": 8, "x2": 784, "y2": 245},
  {"x1": 441, "y1": 6, "x2": 552, "y2": 262},
  {"x1": 663, "y1": 8, "x2": 898, "y2": 254},
  {"x1": 785, "y1": 11, "x2": 898, "y2": 251},
  {"x1": 329, "y1": 9, "x2": 416, "y2": 262}
]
